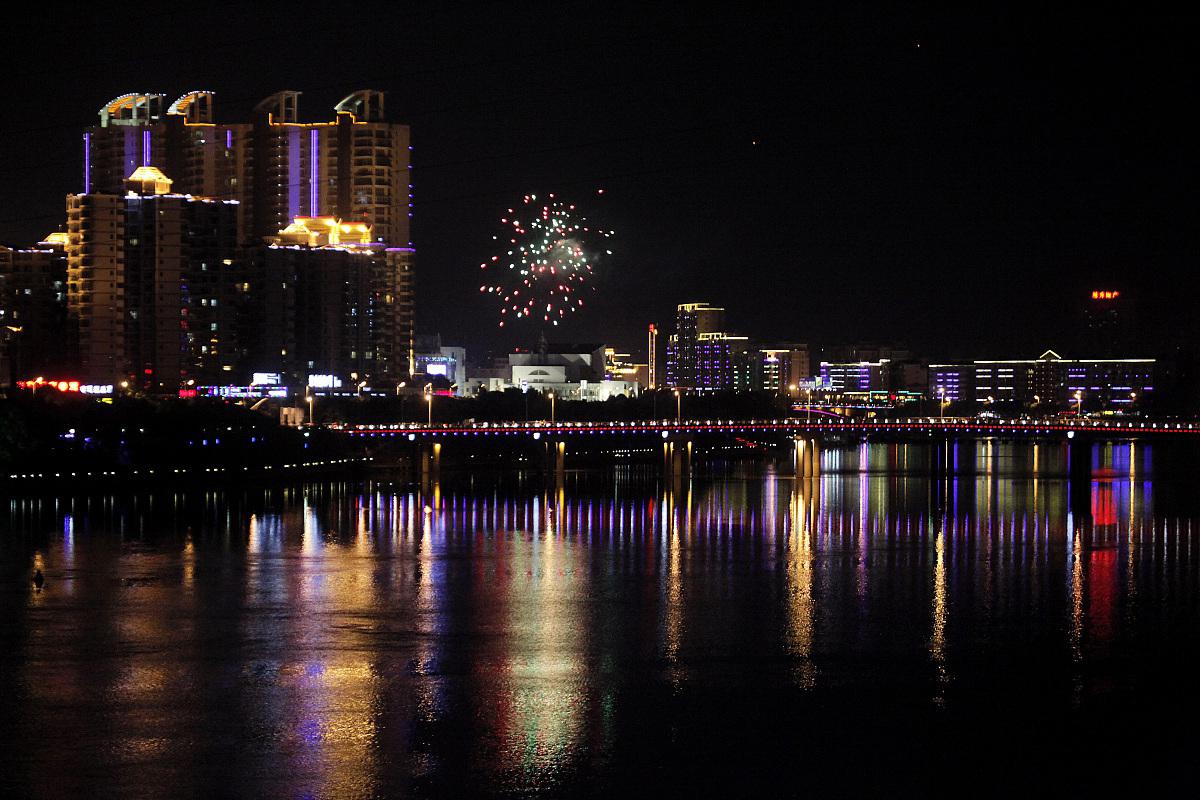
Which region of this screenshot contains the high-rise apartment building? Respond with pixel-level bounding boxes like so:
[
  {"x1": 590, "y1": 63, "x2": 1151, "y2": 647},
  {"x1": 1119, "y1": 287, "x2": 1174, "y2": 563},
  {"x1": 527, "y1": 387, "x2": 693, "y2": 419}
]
[
  {"x1": 85, "y1": 90, "x2": 412, "y2": 247},
  {"x1": 66, "y1": 192, "x2": 125, "y2": 383},
  {"x1": 66, "y1": 167, "x2": 240, "y2": 389},
  {"x1": 8, "y1": 90, "x2": 416, "y2": 389},
  {"x1": 244, "y1": 217, "x2": 414, "y2": 386},
  {"x1": 0, "y1": 236, "x2": 70, "y2": 380},
  {"x1": 251, "y1": 90, "x2": 411, "y2": 245}
]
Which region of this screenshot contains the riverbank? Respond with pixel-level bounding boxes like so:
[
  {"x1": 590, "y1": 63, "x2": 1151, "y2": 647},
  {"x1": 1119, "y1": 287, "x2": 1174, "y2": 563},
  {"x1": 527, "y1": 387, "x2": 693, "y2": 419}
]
[{"x1": 0, "y1": 394, "x2": 364, "y2": 492}]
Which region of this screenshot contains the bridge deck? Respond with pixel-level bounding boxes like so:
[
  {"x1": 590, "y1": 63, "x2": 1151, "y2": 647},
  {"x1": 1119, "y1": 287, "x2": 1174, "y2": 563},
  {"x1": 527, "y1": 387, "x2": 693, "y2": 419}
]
[{"x1": 332, "y1": 418, "x2": 1200, "y2": 439}]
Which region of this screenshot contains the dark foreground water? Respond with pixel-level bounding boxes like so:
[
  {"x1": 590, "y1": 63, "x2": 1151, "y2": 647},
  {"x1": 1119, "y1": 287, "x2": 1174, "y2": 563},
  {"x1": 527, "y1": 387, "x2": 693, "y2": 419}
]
[{"x1": 3, "y1": 439, "x2": 1200, "y2": 797}]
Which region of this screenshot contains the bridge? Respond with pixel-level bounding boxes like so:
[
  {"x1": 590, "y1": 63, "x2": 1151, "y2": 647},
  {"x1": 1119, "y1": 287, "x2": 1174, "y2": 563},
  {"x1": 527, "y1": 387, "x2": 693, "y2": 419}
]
[
  {"x1": 332, "y1": 417, "x2": 1200, "y2": 440},
  {"x1": 332, "y1": 417, "x2": 1200, "y2": 482}
]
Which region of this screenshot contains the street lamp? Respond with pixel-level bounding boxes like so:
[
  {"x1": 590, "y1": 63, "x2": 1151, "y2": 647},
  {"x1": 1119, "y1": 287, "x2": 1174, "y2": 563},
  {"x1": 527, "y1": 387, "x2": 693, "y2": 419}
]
[
  {"x1": 425, "y1": 383, "x2": 433, "y2": 425},
  {"x1": 805, "y1": 387, "x2": 812, "y2": 424},
  {"x1": 673, "y1": 388, "x2": 681, "y2": 423},
  {"x1": 306, "y1": 387, "x2": 315, "y2": 426},
  {"x1": 395, "y1": 381, "x2": 407, "y2": 421},
  {"x1": 548, "y1": 391, "x2": 555, "y2": 424},
  {"x1": 937, "y1": 386, "x2": 946, "y2": 420},
  {"x1": 1074, "y1": 390, "x2": 1083, "y2": 417}
]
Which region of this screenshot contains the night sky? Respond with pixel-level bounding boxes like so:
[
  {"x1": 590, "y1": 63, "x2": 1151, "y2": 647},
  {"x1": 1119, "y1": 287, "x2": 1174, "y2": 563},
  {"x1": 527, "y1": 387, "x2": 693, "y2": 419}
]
[{"x1": 0, "y1": 4, "x2": 1193, "y2": 361}]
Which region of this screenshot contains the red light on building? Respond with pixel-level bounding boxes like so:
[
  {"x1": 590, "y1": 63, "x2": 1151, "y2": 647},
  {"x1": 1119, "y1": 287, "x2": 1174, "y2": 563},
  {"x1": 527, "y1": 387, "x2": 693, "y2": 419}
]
[{"x1": 15, "y1": 377, "x2": 113, "y2": 395}]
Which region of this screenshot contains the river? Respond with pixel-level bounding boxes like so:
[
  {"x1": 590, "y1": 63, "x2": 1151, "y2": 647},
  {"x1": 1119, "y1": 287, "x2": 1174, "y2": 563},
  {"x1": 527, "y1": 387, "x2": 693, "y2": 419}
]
[{"x1": 2, "y1": 439, "x2": 1199, "y2": 796}]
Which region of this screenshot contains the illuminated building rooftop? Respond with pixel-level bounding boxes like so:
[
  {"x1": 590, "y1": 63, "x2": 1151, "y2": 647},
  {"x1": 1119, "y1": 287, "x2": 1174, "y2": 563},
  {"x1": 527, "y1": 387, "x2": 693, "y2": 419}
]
[
  {"x1": 99, "y1": 93, "x2": 164, "y2": 126},
  {"x1": 125, "y1": 166, "x2": 174, "y2": 195},
  {"x1": 38, "y1": 232, "x2": 70, "y2": 247},
  {"x1": 276, "y1": 217, "x2": 373, "y2": 247},
  {"x1": 167, "y1": 90, "x2": 215, "y2": 123}
]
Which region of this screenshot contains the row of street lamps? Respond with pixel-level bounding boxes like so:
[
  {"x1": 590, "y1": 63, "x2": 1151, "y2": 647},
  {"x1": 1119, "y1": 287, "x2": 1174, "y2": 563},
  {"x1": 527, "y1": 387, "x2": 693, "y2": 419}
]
[
  {"x1": 300, "y1": 383, "x2": 1132, "y2": 429},
  {"x1": 307, "y1": 381, "x2": 435, "y2": 426},
  {"x1": 934, "y1": 386, "x2": 1134, "y2": 417},
  {"x1": 303, "y1": 384, "x2": 803, "y2": 427}
]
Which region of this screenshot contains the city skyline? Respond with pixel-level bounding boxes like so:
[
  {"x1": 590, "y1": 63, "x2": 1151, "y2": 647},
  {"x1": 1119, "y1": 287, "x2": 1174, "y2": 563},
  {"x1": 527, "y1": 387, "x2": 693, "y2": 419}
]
[
  {"x1": 0, "y1": 6, "x2": 1192, "y2": 360},
  {"x1": 2, "y1": 9, "x2": 1199, "y2": 795}
]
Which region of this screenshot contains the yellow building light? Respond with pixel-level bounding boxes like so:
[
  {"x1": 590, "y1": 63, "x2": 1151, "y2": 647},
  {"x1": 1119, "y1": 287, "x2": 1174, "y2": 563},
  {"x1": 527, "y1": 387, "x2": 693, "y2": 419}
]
[
  {"x1": 125, "y1": 166, "x2": 174, "y2": 195},
  {"x1": 38, "y1": 232, "x2": 70, "y2": 247},
  {"x1": 277, "y1": 216, "x2": 373, "y2": 246}
]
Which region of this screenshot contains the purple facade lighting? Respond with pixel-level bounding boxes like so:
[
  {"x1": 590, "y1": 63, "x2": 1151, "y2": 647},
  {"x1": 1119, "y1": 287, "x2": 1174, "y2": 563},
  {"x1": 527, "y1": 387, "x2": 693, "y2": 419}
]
[
  {"x1": 83, "y1": 133, "x2": 91, "y2": 193},
  {"x1": 310, "y1": 129, "x2": 319, "y2": 216},
  {"x1": 287, "y1": 128, "x2": 301, "y2": 222},
  {"x1": 142, "y1": 130, "x2": 151, "y2": 166},
  {"x1": 226, "y1": 129, "x2": 232, "y2": 149},
  {"x1": 124, "y1": 131, "x2": 135, "y2": 177}
]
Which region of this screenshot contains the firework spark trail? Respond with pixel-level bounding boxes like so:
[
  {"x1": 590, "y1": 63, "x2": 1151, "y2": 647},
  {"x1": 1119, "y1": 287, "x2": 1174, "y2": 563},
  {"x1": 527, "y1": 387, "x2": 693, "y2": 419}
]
[{"x1": 479, "y1": 191, "x2": 613, "y2": 328}]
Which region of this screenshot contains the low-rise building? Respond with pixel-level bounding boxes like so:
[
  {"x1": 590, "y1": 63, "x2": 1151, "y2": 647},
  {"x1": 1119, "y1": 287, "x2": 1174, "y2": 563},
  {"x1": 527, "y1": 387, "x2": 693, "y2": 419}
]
[{"x1": 928, "y1": 349, "x2": 1155, "y2": 409}]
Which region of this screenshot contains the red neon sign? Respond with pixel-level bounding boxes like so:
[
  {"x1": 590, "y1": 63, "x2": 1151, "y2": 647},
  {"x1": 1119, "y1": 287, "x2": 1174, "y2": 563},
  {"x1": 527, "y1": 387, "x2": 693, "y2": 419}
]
[
  {"x1": 17, "y1": 378, "x2": 79, "y2": 392},
  {"x1": 16, "y1": 377, "x2": 113, "y2": 394}
]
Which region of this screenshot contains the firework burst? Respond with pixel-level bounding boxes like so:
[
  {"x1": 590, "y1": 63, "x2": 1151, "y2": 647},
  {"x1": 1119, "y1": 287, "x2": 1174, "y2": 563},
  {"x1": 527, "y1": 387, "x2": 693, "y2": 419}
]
[{"x1": 479, "y1": 191, "x2": 613, "y2": 328}]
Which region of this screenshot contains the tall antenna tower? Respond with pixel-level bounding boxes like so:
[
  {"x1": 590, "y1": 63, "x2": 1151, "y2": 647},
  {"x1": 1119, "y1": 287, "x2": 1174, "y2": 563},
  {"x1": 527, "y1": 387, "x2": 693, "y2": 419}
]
[{"x1": 647, "y1": 323, "x2": 658, "y2": 389}]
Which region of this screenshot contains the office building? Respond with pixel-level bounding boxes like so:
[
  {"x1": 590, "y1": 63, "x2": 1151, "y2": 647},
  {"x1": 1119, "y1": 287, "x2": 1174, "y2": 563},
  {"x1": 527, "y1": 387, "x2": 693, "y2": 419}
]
[
  {"x1": 666, "y1": 302, "x2": 726, "y2": 389},
  {"x1": 819, "y1": 360, "x2": 892, "y2": 394},
  {"x1": 818, "y1": 342, "x2": 911, "y2": 364},
  {"x1": 1083, "y1": 289, "x2": 1133, "y2": 357},
  {"x1": 928, "y1": 349, "x2": 1155, "y2": 409},
  {"x1": 758, "y1": 345, "x2": 810, "y2": 392},
  {"x1": 605, "y1": 347, "x2": 649, "y2": 388},
  {"x1": 414, "y1": 334, "x2": 467, "y2": 388},
  {"x1": 666, "y1": 302, "x2": 759, "y2": 391}
]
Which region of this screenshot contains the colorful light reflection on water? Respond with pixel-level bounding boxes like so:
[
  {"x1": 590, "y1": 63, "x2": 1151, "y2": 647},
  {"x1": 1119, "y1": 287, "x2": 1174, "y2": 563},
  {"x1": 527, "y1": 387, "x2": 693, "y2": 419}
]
[{"x1": 3, "y1": 440, "x2": 1199, "y2": 796}]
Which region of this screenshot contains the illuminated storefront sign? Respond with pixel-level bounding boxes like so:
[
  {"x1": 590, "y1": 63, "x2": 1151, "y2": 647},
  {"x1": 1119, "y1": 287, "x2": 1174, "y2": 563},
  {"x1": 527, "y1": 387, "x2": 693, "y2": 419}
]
[
  {"x1": 194, "y1": 386, "x2": 289, "y2": 398},
  {"x1": 307, "y1": 374, "x2": 342, "y2": 388},
  {"x1": 16, "y1": 378, "x2": 113, "y2": 395}
]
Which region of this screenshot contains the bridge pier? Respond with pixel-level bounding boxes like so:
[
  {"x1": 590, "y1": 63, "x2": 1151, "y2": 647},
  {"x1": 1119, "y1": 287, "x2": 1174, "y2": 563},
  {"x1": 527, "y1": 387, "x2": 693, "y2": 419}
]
[
  {"x1": 420, "y1": 441, "x2": 441, "y2": 488},
  {"x1": 794, "y1": 436, "x2": 821, "y2": 478},
  {"x1": 536, "y1": 440, "x2": 567, "y2": 481},
  {"x1": 930, "y1": 437, "x2": 952, "y2": 476},
  {"x1": 662, "y1": 439, "x2": 692, "y2": 481},
  {"x1": 1068, "y1": 439, "x2": 1092, "y2": 480},
  {"x1": 553, "y1": 440, "x2": 565, "y2": 480}
]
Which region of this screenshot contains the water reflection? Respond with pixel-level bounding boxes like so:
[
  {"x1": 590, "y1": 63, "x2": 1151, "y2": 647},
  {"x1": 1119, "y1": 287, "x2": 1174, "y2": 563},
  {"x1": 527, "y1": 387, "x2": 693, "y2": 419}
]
[{"x1": 4, "y1": 439, "x2": 1200, "y2": 795}]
